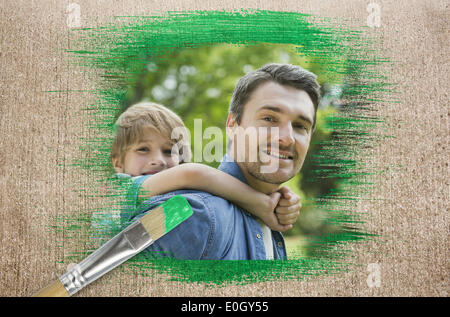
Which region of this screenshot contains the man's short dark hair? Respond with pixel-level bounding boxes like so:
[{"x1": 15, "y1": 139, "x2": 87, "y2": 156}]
[{"x1": 229, "y1": 63, "x2": 321, "y2": 129}]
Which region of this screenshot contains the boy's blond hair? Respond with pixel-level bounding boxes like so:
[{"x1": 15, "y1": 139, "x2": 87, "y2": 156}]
[{"x1": 111, "y1": 102, "x2": 192, "y2": 165}]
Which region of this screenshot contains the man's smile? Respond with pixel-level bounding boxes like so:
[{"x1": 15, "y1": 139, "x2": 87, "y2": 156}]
[
  {"x1": 259, "y1": 147, "x2": 295, "y2": 164},
  {"x1": 264, "y1": 149, "x2": 294, "y2": 160}
]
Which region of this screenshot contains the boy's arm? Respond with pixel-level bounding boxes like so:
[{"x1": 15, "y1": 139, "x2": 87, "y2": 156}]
[
  {"x1": 137, "y1": 163, "x2": 193, "y2": 200},
  {"x1": 138, "y1": 163, "x2": 290, "y2": 231}
]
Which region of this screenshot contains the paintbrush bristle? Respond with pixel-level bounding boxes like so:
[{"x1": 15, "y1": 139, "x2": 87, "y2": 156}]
[
  {"x1": 139, "y1": 195, "x2": 193, "y2": 240},
  {"x1": 139, "y1": 206, "x2": 166, "y2": 240}
]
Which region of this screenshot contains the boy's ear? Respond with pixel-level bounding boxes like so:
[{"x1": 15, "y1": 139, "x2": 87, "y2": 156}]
[{"x1": 112, "y1": 157, "x2": 123, "y2": 173}]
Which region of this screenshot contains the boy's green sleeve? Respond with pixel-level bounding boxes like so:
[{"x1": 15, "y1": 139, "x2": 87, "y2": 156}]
[{"x1": 119, "y1": 174, "x2": 153, "y2": 227}]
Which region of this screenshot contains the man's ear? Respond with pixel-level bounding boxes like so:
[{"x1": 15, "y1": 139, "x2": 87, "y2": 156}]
[
  {"x1": 226, "y1": 112, "x2": 237, "y2": 136},
  {"x1": 112, "y1": 157, "x2": 123, "y2": 173},
  {"x1": 226, "y1": 113, "x2": 238, "y2": 154}
]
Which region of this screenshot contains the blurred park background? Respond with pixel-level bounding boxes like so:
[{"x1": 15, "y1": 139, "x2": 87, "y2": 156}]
[{"x1": 118, "y1": 43, "x2": 345, "y2": 257}]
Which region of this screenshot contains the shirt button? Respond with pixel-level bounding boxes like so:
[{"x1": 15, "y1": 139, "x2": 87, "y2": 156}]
[
  {"x1": 277, "y1": 242, "x2": 283, "y2": 247},
  {"x1": 256, "y1": 233, "x2": 261, "y2": 239}
]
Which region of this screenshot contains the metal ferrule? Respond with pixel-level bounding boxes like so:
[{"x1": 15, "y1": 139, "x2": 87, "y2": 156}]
[{"x1": 59, "y1": 220, "x2": 153, "y2": 296}]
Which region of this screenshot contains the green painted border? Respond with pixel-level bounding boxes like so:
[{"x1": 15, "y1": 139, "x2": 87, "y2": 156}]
[{"x1": 59, "y1": 10, "x2": 393, "y2": 286}]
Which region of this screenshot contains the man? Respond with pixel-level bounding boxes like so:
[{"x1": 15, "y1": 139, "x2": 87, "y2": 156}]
[{"x1": 129, "y1": 63, "x2": 320, "y2": 260}]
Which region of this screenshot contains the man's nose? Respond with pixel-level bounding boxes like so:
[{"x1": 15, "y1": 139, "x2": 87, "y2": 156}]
[{"x1": 278, "y1": 122, "x2": 295, "y2": 146}]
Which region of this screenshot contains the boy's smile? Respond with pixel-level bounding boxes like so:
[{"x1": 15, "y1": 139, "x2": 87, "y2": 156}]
[{"x1": 113, "y1": 128, "x2": 179, "y2": 177}]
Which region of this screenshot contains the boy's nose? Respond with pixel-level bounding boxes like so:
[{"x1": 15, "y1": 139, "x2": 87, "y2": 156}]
[
  {"x1": 150, "y1": 159, "x2": 165, "y2": 166},
  {"x1": 149, "y1": 158, "x2": 166, "y2": 167},
  {"x1": 148, "y1": 151, "x2": 166, "y2": 167}
]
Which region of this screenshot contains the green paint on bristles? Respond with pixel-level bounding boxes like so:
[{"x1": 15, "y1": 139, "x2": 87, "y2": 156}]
[{"x1": 161, "y1": 196, "x2": 194, "y2": 234}]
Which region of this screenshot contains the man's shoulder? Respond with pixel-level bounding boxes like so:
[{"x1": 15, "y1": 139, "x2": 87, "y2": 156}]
[
  {"x1": 138, "y1": 190, "x2": 236, "y2": 260},
  {"x1": 147, "y1": 189, "x2": 233, "y2": 209},
  {"x1": 143, "y1": 190, "x2": 239, "y2": 229}
]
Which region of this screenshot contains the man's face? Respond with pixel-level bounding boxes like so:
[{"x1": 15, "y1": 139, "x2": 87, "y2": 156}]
[
  {"x1": 228, "y1": 81, "x2": 315, "y2": 186},
  {"x1": 113, "y1": 128, "x2": 179, "y2": 177}
]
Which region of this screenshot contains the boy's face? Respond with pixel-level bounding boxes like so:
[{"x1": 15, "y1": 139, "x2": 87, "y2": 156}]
[{"x1": 113, "y1": 128, "x2": 179, "y2": 177}]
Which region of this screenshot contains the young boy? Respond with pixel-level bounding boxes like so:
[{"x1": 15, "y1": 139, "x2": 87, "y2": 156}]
[{"x1": 110, "y1": 102, "x2": 301, "y2": 234}]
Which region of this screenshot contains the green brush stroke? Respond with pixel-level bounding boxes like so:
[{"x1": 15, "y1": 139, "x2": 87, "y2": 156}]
[{"x1": 52, "y1": 9, "x2": 395, "y2": 286}]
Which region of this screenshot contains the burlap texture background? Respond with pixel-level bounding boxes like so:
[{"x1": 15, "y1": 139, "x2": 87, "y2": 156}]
[{"x1": 0, "y1": 0, "x2": 447, "y2": 296}]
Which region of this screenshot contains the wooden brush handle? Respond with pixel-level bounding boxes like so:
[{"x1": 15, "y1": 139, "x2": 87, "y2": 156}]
[{"x1": 33, "y1": 279, "x2": 70, "y2": 297}]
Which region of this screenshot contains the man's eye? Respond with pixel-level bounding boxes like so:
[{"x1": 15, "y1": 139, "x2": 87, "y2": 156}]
[
  {"x1": 294, "y1": 124, "x2": 306, "y2": 130},
  {"x1": 262, "y1": 116, "x2": 274, "y2": 122}
]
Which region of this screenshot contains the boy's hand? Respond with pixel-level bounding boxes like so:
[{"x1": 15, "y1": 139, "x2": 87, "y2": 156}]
[
  {"x1": 248, "y1": 187, "x2": 301, "y2": 233},
  {"x1": 274, "y1": 186, "x2": 301, "y2": 230},
  {"x1": 250, "y1": 191, "x2": 285, "y2": 232}
]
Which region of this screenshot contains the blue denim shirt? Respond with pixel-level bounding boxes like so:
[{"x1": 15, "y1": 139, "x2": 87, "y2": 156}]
[{"x1": 121, "y1": 155, "x2": 287, "y2": 260}]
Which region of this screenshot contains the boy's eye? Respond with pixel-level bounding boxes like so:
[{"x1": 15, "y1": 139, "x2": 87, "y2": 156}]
[
  {"x1": 262, "y1": 116, "x2": 275, "y2": 122},
  {"x1": 137, "y1": 147, "x2": 149, "y2": 152},
  {"x1": 163, "y1": 149, "x2": 173, "y2": 155}
]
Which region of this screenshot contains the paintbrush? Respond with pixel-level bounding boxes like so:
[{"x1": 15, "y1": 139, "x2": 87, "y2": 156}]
[{"x1": 33, "y1": 195, "x2": 192, "y2": 297}]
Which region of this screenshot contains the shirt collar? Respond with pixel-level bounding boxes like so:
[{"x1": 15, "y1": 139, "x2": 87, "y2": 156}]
[{"x1": 218, "y1": 154, "x2": 248, "y2": 185}]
